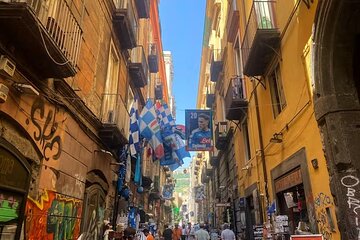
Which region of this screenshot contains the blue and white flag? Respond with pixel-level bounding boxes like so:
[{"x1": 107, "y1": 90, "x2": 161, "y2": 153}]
[
  {"x1": 129, "y1": 99, "x2": 140, "y2": 156},
  {"x1": 139, "y1": 100, "x2": 164, "y2": 159},
  {"x1": 155, "y1": 102, "x2": 175, "y2": 127}
]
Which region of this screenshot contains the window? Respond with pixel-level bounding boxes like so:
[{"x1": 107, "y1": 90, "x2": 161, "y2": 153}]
[
  {"x1": 269, "y1": 64, "x2": 286, "y2": 118},
  {"x1": 242, "y1": 121, "x2": 251, "y2": 161},
  {"x1": 234, "y1": 37, "x2": 246, "y2": 99},
  {"x1": 101, "y1": 41, "x2": 120, "y2": 123}
]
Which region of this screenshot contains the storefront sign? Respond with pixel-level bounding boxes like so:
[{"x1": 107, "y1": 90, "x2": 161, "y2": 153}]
[
  {"x1": 275, "y1": 168, "x2": 302, "y2": 193},
  {"x1": 215, "y1": 203, "x2": 231, "y2": 207},
  {"x1": 290, "y1": 234, "x2": 323, "y2": 240}
]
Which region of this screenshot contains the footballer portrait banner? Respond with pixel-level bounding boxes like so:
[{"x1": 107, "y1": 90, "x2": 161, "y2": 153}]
[{"x1": 185, "y1": 109, "x2": 213, "y2": 151}]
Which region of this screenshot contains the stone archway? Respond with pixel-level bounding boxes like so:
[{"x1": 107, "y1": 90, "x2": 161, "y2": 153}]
[{"x1": 313, "y1": 0, "x2": 360, "y2": 239}]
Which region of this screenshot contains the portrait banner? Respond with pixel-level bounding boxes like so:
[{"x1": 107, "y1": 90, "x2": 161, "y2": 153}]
[{"x1": 185, "y1": 109, "x2": 213, "y2": 151}]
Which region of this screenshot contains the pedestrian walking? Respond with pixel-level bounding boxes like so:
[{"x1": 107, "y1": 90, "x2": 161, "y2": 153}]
[
  {"x1": 144, "y1": 229, "x2": 155, "y2": 240},
  {"x1": 194, "y1": 224, "x2": 210, "y2": 240},
  {"x1": 163, "y1": 224, "x2": 173, "y2": 240},
  {"x1": 172, "y1": 223, "x2": 182, "y2": 240},
  {"x1": 181, "y1": 224, "x2": 187, "y2": 240},
  {"x1": 220, "y1": 224, "x2": 235, "y2": 240}
]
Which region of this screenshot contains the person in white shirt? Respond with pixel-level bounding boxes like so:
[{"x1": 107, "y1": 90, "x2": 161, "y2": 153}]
[
  {"x1": 220, "y1": 223, "x2": 235, "y2": 240},
  {"x1": 195, "y1": 224, "x2": 210, "y2": 240}
]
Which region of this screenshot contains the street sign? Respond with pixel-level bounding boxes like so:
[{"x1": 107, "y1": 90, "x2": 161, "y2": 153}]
[{"x1": 215, "y1": 203, "x2": 231, "y2": 207}]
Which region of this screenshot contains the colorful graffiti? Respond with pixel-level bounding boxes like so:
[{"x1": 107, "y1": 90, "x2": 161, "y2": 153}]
[
  {"x1": 26, "y1": 190, "x2": 82, "y2": 240},
  {"x1": 27, "y1": 98, "x2": 63, "y2": 161},
  {"x1": 314, "y1": 192, "x2": 334, "y2": 240},
  {"x1": 0, "y1": 192, "x2": 21, "y2": 222}
]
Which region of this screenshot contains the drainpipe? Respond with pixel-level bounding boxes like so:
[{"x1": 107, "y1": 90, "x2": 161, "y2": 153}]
[{"x1": 252, "y1": 80, "x2": 270, "y2": 221}]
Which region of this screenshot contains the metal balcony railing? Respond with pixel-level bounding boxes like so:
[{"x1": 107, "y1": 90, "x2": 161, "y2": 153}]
[
  {"x1": 113, "y1": 0, "x2": 138, "y2": 49},
  {"x1": 129, "y1": 45, "x2": 148, "y2": 87},
  {"x1": 225, "y1": 76, "x2": 248, "y2": 121},
  {"x1": 215, "y1": 121, "x2": 233, "y2": 150},
  {"x1": 210, "y1": 49, "x2": 223, "y2": 82},
  {"x1": 148, "y1": 43, "x2": 159, "y2": 73},
  {"x1": 135, "y1": 0, "x2": 150, "y2": 18},
  {"x1": 241, "y1": 0, "x2": 279, "y2": 76},
  {"x1": 100, "y1": 93, "x2": 130, "y2": 139},
  {"x1": 6, "y1": 0, "x2": 82, "y2": 70}
]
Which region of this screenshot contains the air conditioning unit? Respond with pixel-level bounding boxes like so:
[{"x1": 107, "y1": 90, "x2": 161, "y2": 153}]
[
  {"x1": 0, "y1": 55, "x2": 16, "y2": 77},
  {"x1": 0, "y1": 83, "x2": 9, "y2": 103}
]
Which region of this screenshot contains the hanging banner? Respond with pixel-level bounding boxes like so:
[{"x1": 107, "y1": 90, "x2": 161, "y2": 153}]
[
  {"x1": 185, "y1": 109, "x2": 213, "y2": 151},
  {"x1": 194, "y1": 185, "x2": 206, "y2": 202}
]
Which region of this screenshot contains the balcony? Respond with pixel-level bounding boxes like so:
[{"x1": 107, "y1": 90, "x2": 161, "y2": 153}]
[
  {"x1": 227, "y1": 0, "x2": 240, "y2": 43},
  {"x1": 225, "y1": 77, "x2": 248, "y2": 121},
  {"x1": 210, "y1": 49, "x2": 223, "y2": 82},
  {"x1": 99, "y1": 94, "x2": 130, "y2": 150},
  {"x1": 155, "y1": 84, "x2": 163, "y2": 100},
  {"x1": 206, "y1": 167, "x2": 213, "y2": 177},
  {"x1": 215, "y1": 121, "x2": 233, "y2": 150},
  {"x1": 135, "y1": 0, "x2": 150, "y2": 18},
  {"x1": 0, "y1": 0, "x2": 82, "y2": 78},
  {"x1": 241, "y1": 0, "x2": 280, "y2": 76},
  {"x1": 129, "y1": 46, "x2": 148, "y2": 87},
  {"x1": 113, "y1": 0, "x2": 138, "y2": 49},
  {"x1": 210, "y1": 155, "x2": 219, "y2": 167},
  {"x1": 148, "y1": 43, "x2": 159, "y2": 73},
  {"x1": 206, "y1": 93, "x2": 215, "y2": 108},
  {"x1": 201, "y1": 169, "x2": 209, "y2": 184}
]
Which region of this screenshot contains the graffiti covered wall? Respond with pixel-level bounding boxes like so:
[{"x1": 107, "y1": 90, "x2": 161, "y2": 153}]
[
  {"x1": 314, "y1": 192, "x2": 336, "y2": 240},
  {"x1": 25, "y1": 190, "x2": 82, "y2": 240}
]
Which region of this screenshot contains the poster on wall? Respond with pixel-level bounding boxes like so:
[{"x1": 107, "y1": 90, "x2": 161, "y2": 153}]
[
  {"x1": 185, "y1": 109, "x2": 213, "y2": 151},
  {"x1": 290, "y1": 235, "x2": 323, "y2": 240}
]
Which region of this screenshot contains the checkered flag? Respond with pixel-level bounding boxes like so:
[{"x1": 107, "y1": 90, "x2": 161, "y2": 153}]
[
  {"x1": 128, "y1": 99, "x2": 140, "y2": 156},
  {"x1": 155, "y1": 102, "x2": 175, "y2": 127},
  {"x1": 139, "y1": 100, "x2": 164, "y2": 159}
]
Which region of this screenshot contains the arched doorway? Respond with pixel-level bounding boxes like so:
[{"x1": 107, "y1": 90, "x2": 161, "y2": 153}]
[
  {"x1": 314, "y1": 0, "x2": 360, "y2": 239},
  {"x1": 0, "y1": 138, "x2": 31, "y2": 240},
  {"x1": 80, "y1": 170, "x2": 109, "y2": 239}
]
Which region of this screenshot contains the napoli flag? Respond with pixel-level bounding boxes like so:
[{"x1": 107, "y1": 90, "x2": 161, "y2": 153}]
[
  {"x1": 139, "y1": 100, "x2": 164, "y2": 159},
  {"x1": 129, "y1": 99, "x2": 140, "y2": 156}
]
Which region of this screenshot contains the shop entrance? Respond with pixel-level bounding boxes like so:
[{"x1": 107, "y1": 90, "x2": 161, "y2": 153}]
[
  {"x1": 0, "y1": 139, "x2": 31, "y2": 240},
  {"x1": 276, "y1": 184, "x2": 308, "y2": 236}
]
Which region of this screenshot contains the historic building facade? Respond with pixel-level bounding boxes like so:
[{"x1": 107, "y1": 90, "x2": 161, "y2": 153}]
[
  {"x1": 0, "y1": 0, "x2": 170, "y2": 239},
  {"x1": 196, "y1": 0, "x2": 360, "y2": 239}
]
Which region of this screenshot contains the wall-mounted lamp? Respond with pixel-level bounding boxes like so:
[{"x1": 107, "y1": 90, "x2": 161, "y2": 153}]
[
  {"x1": 241, "y1": 164, "x2": 252, "y2": 171},
  {"x1": 311, "y1": 159, "x2": 319, "y2": 169},
  {"x1": 94, "y1": 149, "x2": 113, "y2": 157},
  {"x1": 270, "y1": 133, "x2": 283, "y2": 143},
  {"x1": 13, "y1": 83, "x2": 39, "y2": 95}
]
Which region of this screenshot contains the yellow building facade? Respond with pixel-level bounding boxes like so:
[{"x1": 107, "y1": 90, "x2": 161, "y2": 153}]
[{"x1": 198, "y1": 1, "x2": 343, "y2": 239}]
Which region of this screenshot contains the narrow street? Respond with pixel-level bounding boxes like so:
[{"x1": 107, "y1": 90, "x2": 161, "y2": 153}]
[{"x1": 0, "y1": 0, "x2": 359, "y2": 240}]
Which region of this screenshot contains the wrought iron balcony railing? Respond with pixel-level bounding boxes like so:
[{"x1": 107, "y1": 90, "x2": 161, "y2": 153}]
[
  {"x1": 135, "y1": 0, "x2": 150, "y2": 18},
  {"x1": 206, "y1": 93, "x2": 215, "y2": 109},
  {"x1": 113, "y1": 0, "x2": 138, "y2": 49},
  {"x1": 99, "y1": 93, "x2": 130, "y2": 149},
  {"x1": 210, "y1": 49, "x2": 223, "y2": 82},
  {"x1": 148, "y1": 43, "x2": 159, "y2": 73},
  {"x1": 225, "y1": 76, "x2": 248, "y2": 121},
  {"x1": 155, "y1": 84, "x2": 163, "y2": 100},
  {"x1": 0, "y1": 0, "x2": 82, "y2": 78},
  {"x1": 215, "y1": 121, "x2": 233, "y2": 150},
  {"x1": 241, "y1": 0, "x2": 280, "y2": 76},
  {"x1": 129, "y1": 45, "x2": 148, "y2": 87}
]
